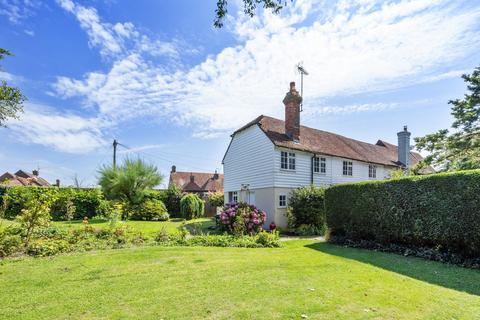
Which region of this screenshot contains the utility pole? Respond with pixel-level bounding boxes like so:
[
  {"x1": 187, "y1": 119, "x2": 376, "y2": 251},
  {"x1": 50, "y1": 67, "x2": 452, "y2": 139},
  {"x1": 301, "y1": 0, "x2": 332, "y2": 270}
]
[{"x1": 113, "y1": 139, "x2": 118, "y2": 169}]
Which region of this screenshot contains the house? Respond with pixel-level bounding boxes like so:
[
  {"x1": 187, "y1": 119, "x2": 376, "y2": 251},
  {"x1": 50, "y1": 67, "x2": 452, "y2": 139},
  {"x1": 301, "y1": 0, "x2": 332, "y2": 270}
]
[
  {"x1": 168, "y1": 166, "x2": 224, "y2": 196},
  {"x1": 222, "y1": 82, "x2": 429, "y2": 228},
  {"x1": 0, "y1": 170, "x2": 56, "y2": 187}
]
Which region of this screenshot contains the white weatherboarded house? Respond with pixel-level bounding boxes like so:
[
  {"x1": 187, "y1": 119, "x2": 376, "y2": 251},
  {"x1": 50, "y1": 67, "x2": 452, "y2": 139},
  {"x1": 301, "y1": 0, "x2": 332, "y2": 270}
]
[{"x1": 222, "y1": 82, "x2": 427, "y2": 228}]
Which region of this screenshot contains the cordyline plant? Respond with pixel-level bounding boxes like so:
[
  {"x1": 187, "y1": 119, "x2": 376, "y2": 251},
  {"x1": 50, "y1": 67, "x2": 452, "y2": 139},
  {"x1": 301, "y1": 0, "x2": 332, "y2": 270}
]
[{"x1": 218, "y1": 202, "x2": 266, "y2": 236}]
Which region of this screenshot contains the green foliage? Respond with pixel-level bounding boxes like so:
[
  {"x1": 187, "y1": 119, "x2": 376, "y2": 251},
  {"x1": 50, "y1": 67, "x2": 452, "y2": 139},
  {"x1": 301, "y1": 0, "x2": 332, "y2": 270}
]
[
  {"x1": 214, "y1": 0, "x2": 289, "y2": 28},
  {"x1": 207, "y1": 191, "x2": 224, "y2": 207},
  {"x1": 0, "y1": 48, "x2": 25, "y2": 127},
  {"x1": 15, "y1": 190, "x2": 53, "y2": 246},
  {"x1": 2, "y1": 187, "x2": 109, "y2": 220},
  {"x1": 98, "y1": 158, "x2": 162, "y2": 218},
  {"x1": 0, "y1": 225, "x2": 22, "y2": 257},
  {"x1": 129, "y1": 199, "x2": 169, "y2": 221},
  {"x1": 163, "y1": 184, "x2": 182, "y2": 217},
  {"x1": 180, "y1": 193, "x2": 205, "y2": 220},
  {"x1": 155, "y1": 231, "x2": 280, "y2": 248},
  {"x1": 415, "y1": 66, "x2": 480, "y2": 171},
  {"x1": 286, "y1": 186, "x2": 326, "y2": 235},
  {"x1": 325, "y1": 170, "x2": 480, "y2": 257}
]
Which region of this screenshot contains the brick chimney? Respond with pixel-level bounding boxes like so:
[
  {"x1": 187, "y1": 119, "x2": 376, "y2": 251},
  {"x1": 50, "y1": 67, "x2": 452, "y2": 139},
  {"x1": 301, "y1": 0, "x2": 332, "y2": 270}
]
[
  {"x1": 397, "y1": 125, "x2": 411, "y2": 167},
  {"x1": 171, "y1": 165, "x2": 176, "y2": 173},
  {"x1": 283, "y1": 82, "x2": 302, "y2": 141},
  {"x1": 32, "y1": 170, "x2": 39, "y2": 176},
  {"x1": 190, "y1": 174, "x2": 194, "y2": 183}
]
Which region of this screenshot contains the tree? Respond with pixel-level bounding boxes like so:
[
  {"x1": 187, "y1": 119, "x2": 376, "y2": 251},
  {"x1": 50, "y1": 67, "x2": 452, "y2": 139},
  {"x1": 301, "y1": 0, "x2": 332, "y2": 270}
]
[
  {"x1": 0, "y1": 48, "x2": 25, "y2": 127},
  {"x1": 98, "y1": 158, "x2": 163, "y2": 219},
  {"x1": 214, "y1": 0, "x2": 290, "y2": 28},
  {"x1": 414, "y1": 66, "x2": 480, "y2": 171}
]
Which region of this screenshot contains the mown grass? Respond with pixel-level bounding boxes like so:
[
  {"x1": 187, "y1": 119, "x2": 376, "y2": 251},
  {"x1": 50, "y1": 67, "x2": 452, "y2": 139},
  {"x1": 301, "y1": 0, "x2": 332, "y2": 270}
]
[
  {"x1": 1, "y1": 217, "x2": 216, "y2": 236},
  {"x1": 1, "y1": 240, "x2": 479, "y2": 319}
]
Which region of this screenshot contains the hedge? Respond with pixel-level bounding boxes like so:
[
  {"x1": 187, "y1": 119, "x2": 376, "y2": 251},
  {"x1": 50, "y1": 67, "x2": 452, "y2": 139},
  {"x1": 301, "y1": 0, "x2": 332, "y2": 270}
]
[
  {"x1": 325, "y1": 170, "x2": 480, "y2": 257},
  {"x1": 1, "y1": 187, "x2": 109, "y2": 220},
  {"x1": 286, "y1": 186, "x2": 326, "y2": 235}
]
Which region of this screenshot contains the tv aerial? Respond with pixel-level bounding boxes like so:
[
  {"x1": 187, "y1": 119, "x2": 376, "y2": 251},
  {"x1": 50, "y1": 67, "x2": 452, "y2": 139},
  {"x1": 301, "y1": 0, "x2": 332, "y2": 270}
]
[{"x1": 296, "y1": 62, "x2": 309, "y2": 111}]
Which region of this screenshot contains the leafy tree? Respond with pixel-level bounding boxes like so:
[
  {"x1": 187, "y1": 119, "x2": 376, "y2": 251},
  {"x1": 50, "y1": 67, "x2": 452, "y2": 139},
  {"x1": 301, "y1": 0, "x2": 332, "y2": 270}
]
[
  {"x1": 98, "y1": 158, "x2": 163, "y2": 219},
  {"x1": 0, "y1": 48, "x2": 25, "y2": 127},
  {"x1": 15, "y1": 190, "x2": 53, "y2": 247},
  {"x1": 207, "y1": 191, "x2": 224, "y2": 207},
  {"x1": 415, "y1": 66, "x2": 480, "y2": 171},
  {"x1": 214, "y1": 0, "x2": 290, "y2": 28}
]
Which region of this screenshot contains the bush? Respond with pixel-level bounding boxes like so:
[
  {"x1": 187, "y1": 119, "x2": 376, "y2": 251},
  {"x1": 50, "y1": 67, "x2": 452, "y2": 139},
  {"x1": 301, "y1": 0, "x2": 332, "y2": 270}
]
[
  {"x1": 286, "y1": 186, "x2": 326, "y2": 235},
  {"x1": 2, "y1": 187, "x2": 109, "y2": 221},
  {"x1": 207, "y1": 192, "x2": 224, "y2": 207},
  {"x1": 26, "y1": 239, "x2": 71, "y2": 257},
  {"x1": 218, "y1": 202, "x2": 267, "y2": 235},
  {"x1": 325, "y1": 170, "x2": 480, "y2": 257},
  {"x1": 180, "y1": 193, "x2": 204, "y2": 220},
  {"x1": 0, "y1": 226, "x2": 22, "y2": 257},
  {"x1": 129, "y1": 199, "x2": 169, "y2": 221},
  {"x1": 155, "y1": 232, "x2": 280, "y2": 248}
]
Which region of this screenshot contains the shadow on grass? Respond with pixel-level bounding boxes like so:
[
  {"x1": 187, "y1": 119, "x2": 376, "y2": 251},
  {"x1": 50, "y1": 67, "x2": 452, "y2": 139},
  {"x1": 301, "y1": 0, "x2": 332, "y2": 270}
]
[
  {"x1": 305, "y1": 242, "x2": 480, "y2": 296},
  {"x1": 184, "y1": 219, "x2": 217, "y2": 235}
]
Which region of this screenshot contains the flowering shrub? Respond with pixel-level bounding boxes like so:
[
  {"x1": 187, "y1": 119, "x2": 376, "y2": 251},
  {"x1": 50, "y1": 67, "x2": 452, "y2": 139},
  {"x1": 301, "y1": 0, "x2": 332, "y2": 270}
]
[{"x1": 218, "y1": 202, "x2": 267, "y2": 235}]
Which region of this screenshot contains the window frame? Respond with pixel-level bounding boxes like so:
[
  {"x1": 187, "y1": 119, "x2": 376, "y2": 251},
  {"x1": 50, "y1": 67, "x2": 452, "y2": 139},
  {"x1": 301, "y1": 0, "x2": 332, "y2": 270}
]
[
  {"x1": 313, "y1": 156, "x2": 327, "y2": 174},
  {"x1": 229, "y1": 191, "x2": 238, "y2": 204},
  {"x1": 368, "y1": 164, "x2": 377, "y2": 179},
  {"x1": 342, "y1": 160, "x2": 353, "y2": 176},
  {"x1": 278, "y1": 194, "x2": 287, "y2": 208},
  {"x1": 280, "y1": 151, "x2": 296, "y2": 171}
]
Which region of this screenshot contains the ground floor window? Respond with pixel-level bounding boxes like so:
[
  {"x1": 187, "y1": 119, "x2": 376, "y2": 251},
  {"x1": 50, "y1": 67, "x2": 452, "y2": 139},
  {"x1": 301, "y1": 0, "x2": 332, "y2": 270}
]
[
  {"x1": 369, "y1": 164, "x2": 377, "y2": 178},
  {"x1": 228, "y1": 191, "x2": 238, "y2": 204},
  {"x1": 278, "y1": 194, "x2": 287, "y2": 208},
  {"x1": 343, "y1": 161, "x2": 353, "y2": 176}
]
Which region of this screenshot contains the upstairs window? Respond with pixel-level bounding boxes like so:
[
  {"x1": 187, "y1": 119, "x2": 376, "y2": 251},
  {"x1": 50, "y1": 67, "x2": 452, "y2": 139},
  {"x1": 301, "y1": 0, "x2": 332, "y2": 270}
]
[
  {"x1": 343, "y1": 161, "x2": 353, "y2": 176},
  {"x1": 278, "y1": 194, "x2": 287, "y2": 208},
  {"x1": 369, "y1": 164, "x2": 377, "y2": 178},
  {"x1": 281, "y1": 151, "x2": 296, "y2": 170},
  {"x1": 313, "y1": 157, "x2": 326, "y2": 173}
]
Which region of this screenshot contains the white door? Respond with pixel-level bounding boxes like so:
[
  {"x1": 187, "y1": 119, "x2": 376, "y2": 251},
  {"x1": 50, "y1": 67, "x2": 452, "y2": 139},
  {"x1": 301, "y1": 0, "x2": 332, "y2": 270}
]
[{"x1": 248, "y1": 191, "x2": 256, "y2": 206}]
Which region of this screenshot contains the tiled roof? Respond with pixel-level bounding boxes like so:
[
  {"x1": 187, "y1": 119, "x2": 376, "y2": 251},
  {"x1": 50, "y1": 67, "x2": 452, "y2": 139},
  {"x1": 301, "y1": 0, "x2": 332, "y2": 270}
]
[
  {"x1": 169, "y1": 171, "x2": 224, "y2": 192},
  {"x1": 0, "y1": 171, "x2": 51, "y2": 187},
  {"x1": 233, "y1": 115, "x2": 426, "y2": 168}
]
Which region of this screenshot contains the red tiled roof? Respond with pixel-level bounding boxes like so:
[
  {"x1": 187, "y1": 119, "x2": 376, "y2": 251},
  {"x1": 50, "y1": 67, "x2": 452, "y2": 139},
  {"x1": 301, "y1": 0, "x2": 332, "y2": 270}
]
[
  {"x1": 232, "y1": 115, "x2": 426, "y2": 168},
  {"x1": 169, "y1": 171, "x2": 224, "y2": 192},
  {"x1": 0, "y1": 171, "x2": 51, "y2": 187}
]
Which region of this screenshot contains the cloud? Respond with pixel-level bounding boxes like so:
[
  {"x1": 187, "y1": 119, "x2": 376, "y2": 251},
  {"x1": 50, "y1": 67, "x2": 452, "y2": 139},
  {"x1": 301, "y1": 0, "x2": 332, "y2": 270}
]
[
  {"x1": 23, "y1": 29, "x2": 35, "y2": 36},
  {"x1": 118, "y1": 144, "x2": 165, "y2": 154},
  {"x1": 56, "y1": 0, "x2": 178, "y2": 59},
  {"x1": 50, "y1": 0, "x2": 480, "y2": 142},
  {"x1": 0, "y1": 0, "x2": 39, "y2": 24},
  {"x1": 8, "y1": 103, "x2": 108, "y2": 153}
]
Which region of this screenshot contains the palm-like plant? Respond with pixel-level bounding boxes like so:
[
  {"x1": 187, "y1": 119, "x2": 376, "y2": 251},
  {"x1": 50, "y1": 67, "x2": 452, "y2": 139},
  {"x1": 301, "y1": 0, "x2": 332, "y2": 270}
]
[{"x1": 98, "y1": 158, "x2": 162, "y2": 219}]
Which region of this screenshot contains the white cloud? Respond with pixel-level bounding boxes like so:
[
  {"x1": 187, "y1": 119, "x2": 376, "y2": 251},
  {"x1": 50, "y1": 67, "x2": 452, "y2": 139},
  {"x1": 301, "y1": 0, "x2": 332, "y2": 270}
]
[
  {"x1": 8, "y1": 103, "x2": 108, "y2": 153},
  {"x1": 118, "y1": 144, "x2": 165, "y2": 154},
  {"x1": 24, "y1": 29, "x2": 35, "y2": 36},
  {"x1": 51, "y1": 0, "x2": 480, "y2": 142},
  {"x1": 0, "y1": 0, "x2": 39, "y2": 23},
  {"x1": 56, "y1": 0, "x2": 177, "y2": 59}
]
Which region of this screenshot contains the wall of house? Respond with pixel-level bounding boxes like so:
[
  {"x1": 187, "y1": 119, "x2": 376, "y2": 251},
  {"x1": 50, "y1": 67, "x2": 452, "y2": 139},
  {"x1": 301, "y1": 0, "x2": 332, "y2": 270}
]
[
  {"x1": 223, "y1": 125, "x2": 275, "y2": 195},
  {"x1": 273, "y1": 147, "x2": 392, "y2": 188}
]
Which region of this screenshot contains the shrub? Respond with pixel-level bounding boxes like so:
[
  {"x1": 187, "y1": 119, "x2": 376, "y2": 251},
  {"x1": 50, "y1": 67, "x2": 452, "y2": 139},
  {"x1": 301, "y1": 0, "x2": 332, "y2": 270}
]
[
  {"x1": 325, "y1": 170, "x2": 480, "y2": 257},
  {"x1": 218, "y1": 202, "x2": 267, "y2": 235},
  {"x1": 156, "y1": 232, "x2": 280, "y2": 248},
  {"x1": 16, "y1": 190, "x2": 53, "y2": 246},
  {"x1": 163, "y1": 185, "x2": 182, "y2": 217},
  {"x1": 207, "y1": 192, "x2": 224, "y2": 207},
  {"x1": 180, "y1": 193, "x2": 204, "y2": 220},
  {"x1": 0, "y1": 226, "x2": 22, "y2": 257},
  {"x1": 286, "y1": 186, "x2": 326, "y2": 235},
  {"x1": 26, "y1": 239, "x2": 71, "y2": 257},
  {"x1": 129, "y1": 199, "x2": 169, "y2": 221}
]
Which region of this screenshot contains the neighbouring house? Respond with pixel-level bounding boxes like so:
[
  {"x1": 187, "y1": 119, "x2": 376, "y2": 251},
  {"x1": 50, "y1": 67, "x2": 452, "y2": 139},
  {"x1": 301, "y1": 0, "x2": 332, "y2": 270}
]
[
  {"x1": 222, "y1": 81, "x2": 431, "y2": 228},
  {"x1": 0, "y1": 170, "x2": 57, "y2": 187},
  {"x1": 168, "y1": 166, "x2": 224, "y2": 196},
  {"x1": 169, "y1": 166, "x2": 224, "y2": 216}
]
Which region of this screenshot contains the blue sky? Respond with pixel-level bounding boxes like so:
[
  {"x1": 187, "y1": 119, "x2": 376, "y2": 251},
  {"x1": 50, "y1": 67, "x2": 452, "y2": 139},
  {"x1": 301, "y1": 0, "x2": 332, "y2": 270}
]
[{"x1": 1, "y1": 0, "x2": 479, "y2": 187}]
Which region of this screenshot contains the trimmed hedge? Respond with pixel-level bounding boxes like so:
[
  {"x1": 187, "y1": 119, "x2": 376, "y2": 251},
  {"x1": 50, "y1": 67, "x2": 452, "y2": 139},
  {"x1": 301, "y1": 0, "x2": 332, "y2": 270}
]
[
  {"x1": 1, "y1": 187, "x2": 109, "y2": 220},
  {"x1": 286, "y1": 186, "x2": 326, "y2": 235},
  {"x1": 325, "y1": 170, "x2": 480, "y2": 257}
]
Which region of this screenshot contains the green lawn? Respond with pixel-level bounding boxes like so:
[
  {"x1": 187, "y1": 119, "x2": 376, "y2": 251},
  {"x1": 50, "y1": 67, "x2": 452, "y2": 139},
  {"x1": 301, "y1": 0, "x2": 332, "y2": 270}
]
[
  {"x1": 1, "y1": 240, "x2": 479, "y2": 319},
  {"x1": 2, "y1": 217, "x2": 216, "y2": 236}
]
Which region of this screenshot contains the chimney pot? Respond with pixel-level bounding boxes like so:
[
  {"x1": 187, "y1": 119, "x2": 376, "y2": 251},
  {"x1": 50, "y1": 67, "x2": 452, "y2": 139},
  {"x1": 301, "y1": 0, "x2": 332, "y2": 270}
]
[
  {"x1": 56, "y1": 179, "x2": 60, "y2": 187},
  {"x1": 171, "y1": 165, "x2": 176, "y2": 173},
  {"x1": 213, "y1": 170, "x2": 219, "y2": 180},
  {"x1": 32, "y1": 170, "x2": 39, "y2": 176},
  {"x1": 190, "y1": 174, "x2": 194, "y2": 183}
]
